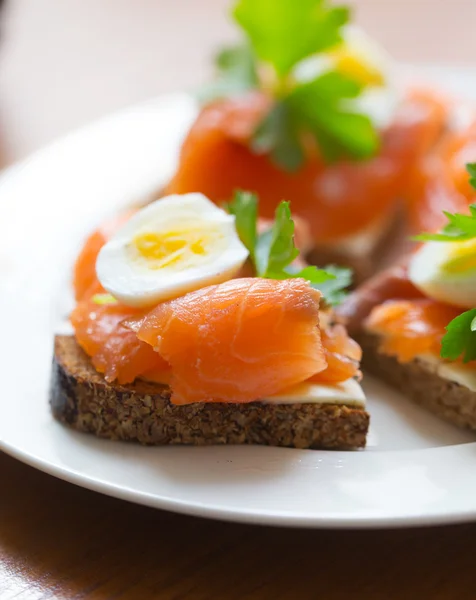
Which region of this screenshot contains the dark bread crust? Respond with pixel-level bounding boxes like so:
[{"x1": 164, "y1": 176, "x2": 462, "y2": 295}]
[
  {"x1": 50, "y1": 336, "x2": 369, "y2": 449},
  {"x1": 359, "y1": 332, "x2": 476, "y2": 430}
]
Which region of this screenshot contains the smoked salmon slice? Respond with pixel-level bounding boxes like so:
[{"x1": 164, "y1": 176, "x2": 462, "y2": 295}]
[
  {"x1": 166, "y1": 90, "x2": 447, "y2": 242},
  {"x1": 365, "y1": 299, "x2": 460, "y2": 362},
  {"x1": 132, "y1": 278, "x2": 326, "y2": 405},
  {"x1": 310, "y1": 322, "x2": 362, "y2": 383},
  {"x1": 71, "y1": 294, "x2": 170, "y2": 385}
]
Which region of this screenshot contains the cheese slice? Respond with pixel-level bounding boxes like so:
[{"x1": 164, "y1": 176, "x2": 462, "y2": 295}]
[
  {"x1": 263, "y1": 378, "x2": 366, "y2": 407},
  {"x1": 418, "y1": 354, "x2": 476, "y2": 393},
  {"x1": 140, "y1": 374, "x2": 366, "y2": 407}
]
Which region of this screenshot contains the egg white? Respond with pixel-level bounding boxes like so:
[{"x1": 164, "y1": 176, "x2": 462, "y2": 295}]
[
  {"x1": 96, "y1": 193, "x2": 249, "y2": 308},
  {"x1": 409, "y1": 241, "x2": 476, "y2": 309},
  {"x1": 339, "y1": 26, "x2": 400, "y2": 130}
]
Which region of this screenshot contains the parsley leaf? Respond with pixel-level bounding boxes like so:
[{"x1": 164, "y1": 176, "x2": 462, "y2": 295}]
[
  {"x1": 467, "y1": 162, "x2": 476, "y2": 190},
  {"x1": 283, "y1": 263, "x2": 352, "y2": 305},
  {"x1": 286, "y1": 72, "x2": 379, "y2": 163},
  {"x1": 312, "y1": 264, "x2": 352, "y2": 305},
  {"x1": 198, "y1": 45, "x2": 258, "y2": 103},
  {"x1": 228, "y1": 191, "x2": 305, "y2": 278},
  {"x1": 256, "y1": 201, "x2": 299, "y2": 275},
  {"x1": 414, "y1": 204, "x2": 476, "y2": 242},
  {"x1": 252, "y1": 102, "x2": 304, "y2": 172},
  {"x1": 227, "y1": 190, "x2": 352, "y2": 305},
  {"x1": 250, "y1": 72, "x2": 378, "y2": 170},
  {"x1": 225, "y1": 190, "x2": 258, "y2": 262},
  {"x1": 233, "y1": 0, "x2": 349, "y2": 76},
  {"x1": 441, "y1": 309, "x2": 476, "y2": 363},
  {"x1": 414, "y1": 165, "x2": 476, "y2": 242}
]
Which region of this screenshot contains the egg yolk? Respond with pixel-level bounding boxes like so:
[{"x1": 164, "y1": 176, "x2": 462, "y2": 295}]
[
  {"x1": 331, "y1": 48, "x2": 385, "y2": 87},
  {"x1": 133, "y1": 225, "x2": 224, "y2": 270},
  {"x1": 442, "y1": 239, "x2": 476, "y2": 275}
]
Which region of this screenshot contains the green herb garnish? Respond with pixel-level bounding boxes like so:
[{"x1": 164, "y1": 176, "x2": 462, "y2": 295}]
[
  {"x1": 284, "y1": 71, "x2": 378, "y2": 163},
  {"x1": 226, "y1": 190, "x2": 352, "y2": 304},
  {"x1": 233, "y1": 0, "x2": 349, "y2": 77},
  {"x1": 226, "y1": 190, "x2": 258, "y2": 263},
  {"x1": 468, "y1": 162, "x2": 476, "y2": 190},
  {"x1": 414, "y1": 165, "x2": 476, "y2": 242},
  {"x1": 201, "y1": 0, "x2": 379, "y2": 170},
  {"x1": 413, "y1": 204, "x2": 476, "y2": 243},
  {"x1": 311, "y1": 263, "x2": 353, "y2": 305},
  {"x1": 252, "y1": 103, "x2": 305, "y2": 172},
  {"x1": 254, "y1": 201, "x2": 299, "y2": 277},
  {"x1": 441, "y1": 309, "x2": 476, "y2": 363}
]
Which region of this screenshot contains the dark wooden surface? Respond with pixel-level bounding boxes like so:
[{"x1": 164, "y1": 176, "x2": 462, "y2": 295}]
[
  {"x1": 2, "y1": 2, "x2": 476, "y2": 598},
  {"x1": 2, "y1": 449, "x2": 476, "y2": 600}
]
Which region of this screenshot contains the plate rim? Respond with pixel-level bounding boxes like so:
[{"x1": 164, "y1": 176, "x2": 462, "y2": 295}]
[{"x1": 4, "y1": 438, "x2": 476, "y2": 529}]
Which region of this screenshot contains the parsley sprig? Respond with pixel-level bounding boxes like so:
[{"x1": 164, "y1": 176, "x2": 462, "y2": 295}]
[
  {"x1": 201, "y1": 0, "x2": 379, "y2": 170},
  {"x1": 441, "y1": 309, "x2": 476, "y2": 363},
  {"x1": 414, "y1": 204, "x2": 476, "y2": 243},
  {"x1": 226, "y1": 190, "x2": 352, "y2": 305},
  {"x1": 415, "y1": 164, "x2": 476, "y2": 242}
]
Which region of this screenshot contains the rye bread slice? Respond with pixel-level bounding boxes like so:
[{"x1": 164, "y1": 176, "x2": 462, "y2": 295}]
[
  {"x1": 359, "y1": 331, "x2": 476, "y2": 430},
  {"x1": 50, "y1": 336, "x2": 369, "y2": 450}
]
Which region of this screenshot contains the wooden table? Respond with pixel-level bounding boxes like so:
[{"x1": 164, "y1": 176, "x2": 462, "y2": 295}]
[
  {"x1": 1, "y1": 1, "x2": 476, "y2": 598},
  {"x1": 3, "y1": 450, "x2": 476, "y2": 599}
]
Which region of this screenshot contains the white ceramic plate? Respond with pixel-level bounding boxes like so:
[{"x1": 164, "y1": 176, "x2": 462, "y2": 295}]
[{"x1": 2, "y1": 68, "x2": 476, "y2": 529}]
